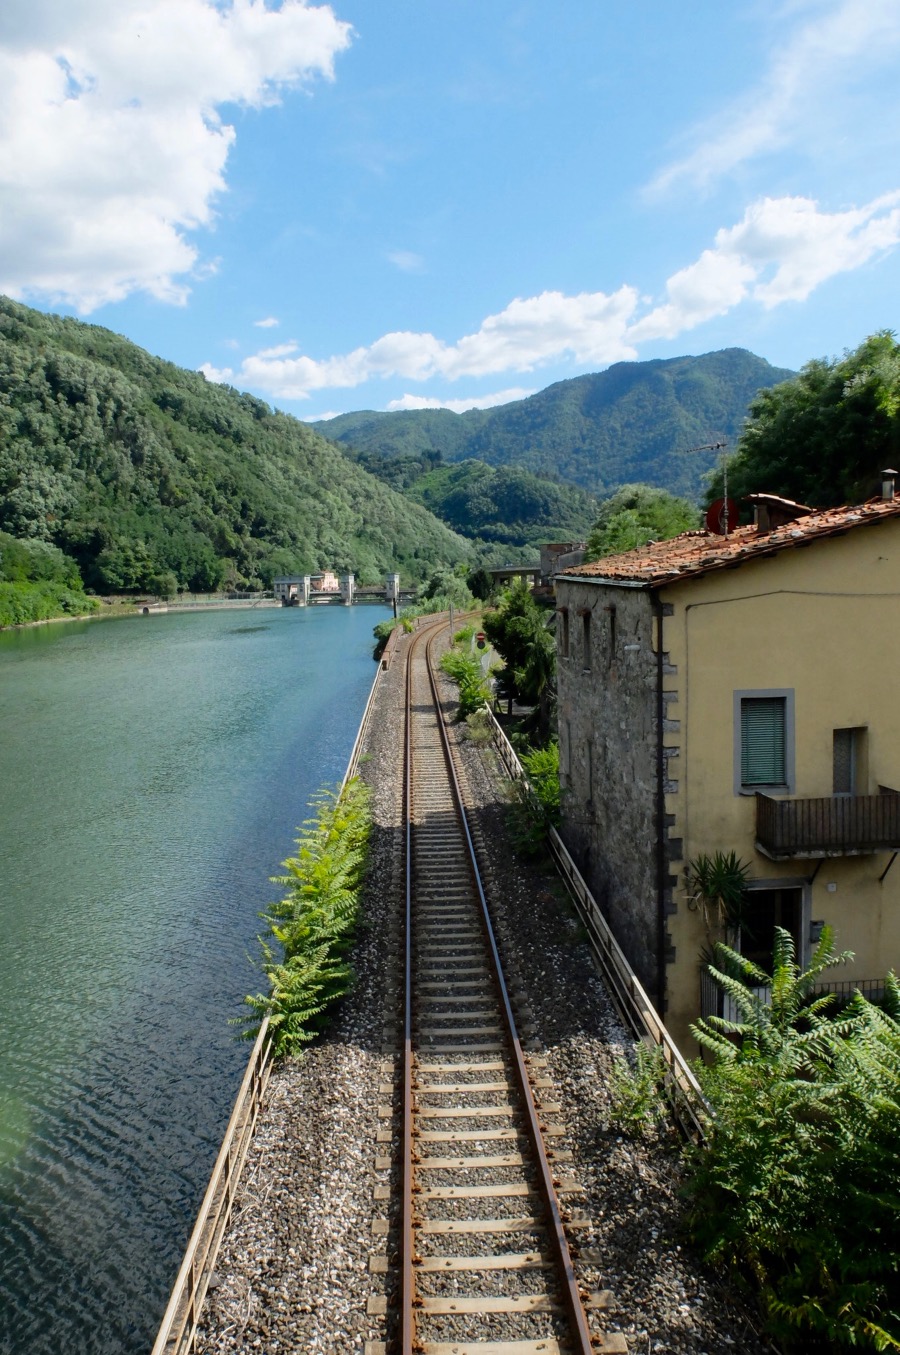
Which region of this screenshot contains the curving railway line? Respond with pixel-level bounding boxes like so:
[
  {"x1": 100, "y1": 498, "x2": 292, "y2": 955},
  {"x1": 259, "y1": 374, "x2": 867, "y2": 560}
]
[{"x1": 369, "y1": 618, "x2": 627, "y2": 1355}]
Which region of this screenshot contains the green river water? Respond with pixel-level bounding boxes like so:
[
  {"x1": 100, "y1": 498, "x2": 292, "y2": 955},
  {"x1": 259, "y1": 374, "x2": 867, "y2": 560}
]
[{"x1": 0, "y1": 604, "x2": 388, "y2": 1354}]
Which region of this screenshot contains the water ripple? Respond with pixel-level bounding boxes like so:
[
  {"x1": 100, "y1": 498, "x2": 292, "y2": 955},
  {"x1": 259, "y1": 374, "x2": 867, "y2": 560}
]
[{"x1": 0, "y1": 605, "x2": 387, "y2": 1353}]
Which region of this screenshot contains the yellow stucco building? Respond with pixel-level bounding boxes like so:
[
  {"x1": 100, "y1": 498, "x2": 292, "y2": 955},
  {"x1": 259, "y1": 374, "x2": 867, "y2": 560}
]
[{"x1": 555, "y1": 491, "x2": 900, "y2": 1049}]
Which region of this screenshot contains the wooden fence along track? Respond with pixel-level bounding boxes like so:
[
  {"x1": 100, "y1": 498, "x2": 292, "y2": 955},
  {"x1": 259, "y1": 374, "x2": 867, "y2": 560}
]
[{"x1": 367, "y1": 621, "x2": 627, "y2": 1355}]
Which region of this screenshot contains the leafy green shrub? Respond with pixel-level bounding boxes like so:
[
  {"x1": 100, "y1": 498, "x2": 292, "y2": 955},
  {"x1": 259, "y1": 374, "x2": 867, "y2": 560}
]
[
  {"x1": 239, "y1": 778, "x2": 372, "y2": 1056},
  {"x1": 439, "y1": 648, "x2": 491, "y2": 720},
  {"x1": 504, "y1": 741, "x2": 560, "y2": 856},
  {"x1": 520, "y1": 741, "x2": 560, "y2": 828},
  {"x1": 687, "y1": 927, "x2": 900, "y2": 1350},
  {"x1": 482, "y1": 580, "x2": 556, "y2": 741},
  {"x1": 0, "y1": 531, "x2": 83, "y2": 587},
  {"x1": 0, "y1": 580, "x2": 98, "y2": 627},
  {"x1": 418, "y1": 563, "x2": 474, "y2": 609},
  {"x1": 585, "y1": 483, "x2": 699, "y2": 560},
  {"x1": 464, "y1": 708, "x2": 494, "y2": 746},
  {"x1": 607, "y1": 1042, "x2": 670, "y2": 1136}
]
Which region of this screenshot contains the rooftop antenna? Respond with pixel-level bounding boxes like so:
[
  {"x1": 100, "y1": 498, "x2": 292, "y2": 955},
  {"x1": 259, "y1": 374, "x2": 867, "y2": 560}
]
[{"x1": 682, "y1": 440, "x2": 731, "y2": 536}]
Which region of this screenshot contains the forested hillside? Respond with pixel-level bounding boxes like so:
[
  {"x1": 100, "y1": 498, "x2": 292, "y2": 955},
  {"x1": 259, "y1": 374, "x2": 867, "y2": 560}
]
[
  {"x1": 316, "y1": 349, "x2": 794, "y2": 499},
  {"x1": 345, "y1": 449, "x2": 597, "y2": 547},
  {"x1": 0, "y1": 297, "x2": 472, "y2": 593}
]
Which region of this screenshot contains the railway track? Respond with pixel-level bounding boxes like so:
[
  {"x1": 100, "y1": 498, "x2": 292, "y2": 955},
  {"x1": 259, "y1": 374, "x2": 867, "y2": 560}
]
[{"x1": 368, "y1": 619, "x2": 626, "y2": 1355}]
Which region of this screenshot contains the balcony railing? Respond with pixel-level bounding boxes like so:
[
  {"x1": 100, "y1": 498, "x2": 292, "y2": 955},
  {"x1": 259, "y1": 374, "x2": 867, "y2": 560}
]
[
  {"x1": 756, "y1": 791, "x2": 900, "y2": 859},
  {"x1": 700, "y1": 967, "x2": 885, "y2": 1022}
]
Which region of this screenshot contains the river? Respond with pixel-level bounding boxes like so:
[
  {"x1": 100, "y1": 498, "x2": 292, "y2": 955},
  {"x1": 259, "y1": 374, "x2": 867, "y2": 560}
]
[{"x1": 0, "y1": 604, "x2": 389, "y2": 1355}]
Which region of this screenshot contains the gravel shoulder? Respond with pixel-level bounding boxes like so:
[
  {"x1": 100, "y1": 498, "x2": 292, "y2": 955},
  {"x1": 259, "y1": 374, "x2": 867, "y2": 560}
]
[{"x1": 195, "y1": 632, "x2": 770, "y2": 1355}]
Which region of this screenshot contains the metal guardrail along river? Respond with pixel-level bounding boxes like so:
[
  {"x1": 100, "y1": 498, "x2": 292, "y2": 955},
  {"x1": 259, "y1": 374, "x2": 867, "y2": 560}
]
[
  {"x1": 151, "y1": 616, "x2": 406, "y2": 1355},
  {"x1": 150, "y1": 1022, "x2": 273, "y2": 1355},
  {"x1": 485, "y1": 707, "x2": 709, "y2": 1142}
]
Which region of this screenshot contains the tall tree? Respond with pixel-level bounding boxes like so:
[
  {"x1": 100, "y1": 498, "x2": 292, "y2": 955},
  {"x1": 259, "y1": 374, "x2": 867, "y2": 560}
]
[
  {"x1": 482, "y1": 580, "x2": 556, "y2": 739},
  {"x1": 710, "y1": 331, "x2": 900, "y2": 509},
  {"x1": 585, "y1": 484, "x2": 699, "y2": 561}
]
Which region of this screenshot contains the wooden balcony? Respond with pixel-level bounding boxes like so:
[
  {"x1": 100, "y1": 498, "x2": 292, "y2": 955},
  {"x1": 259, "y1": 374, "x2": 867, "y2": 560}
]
[{"x1": 755, "y1": 792, "x2": 900, "y2": 859}]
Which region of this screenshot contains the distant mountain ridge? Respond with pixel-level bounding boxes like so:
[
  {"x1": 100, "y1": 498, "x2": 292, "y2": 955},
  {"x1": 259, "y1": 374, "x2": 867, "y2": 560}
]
[{"x1": 315, "y1": 349, "x2": 795, "y2": 500}]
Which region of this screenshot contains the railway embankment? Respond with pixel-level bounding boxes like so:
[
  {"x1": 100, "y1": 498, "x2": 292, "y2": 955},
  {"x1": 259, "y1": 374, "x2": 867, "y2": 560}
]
[{"x1": 193, "y1": 625, "x2": 767, "y2": 1355}]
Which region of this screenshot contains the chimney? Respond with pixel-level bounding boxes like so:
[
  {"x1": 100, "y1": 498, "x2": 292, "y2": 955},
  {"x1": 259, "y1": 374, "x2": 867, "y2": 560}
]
[{"x1": 882, "y1": 469, "x2": 897, "y2": 502}]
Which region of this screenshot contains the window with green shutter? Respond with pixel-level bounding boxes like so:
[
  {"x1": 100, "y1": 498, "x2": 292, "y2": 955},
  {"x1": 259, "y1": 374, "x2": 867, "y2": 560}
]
[
  {"x1": 734, "y1": 689, "x2": 794, "y2": 794},
  {"x1": 741, "y1": 697, "x2": 787, "y2": 785}
]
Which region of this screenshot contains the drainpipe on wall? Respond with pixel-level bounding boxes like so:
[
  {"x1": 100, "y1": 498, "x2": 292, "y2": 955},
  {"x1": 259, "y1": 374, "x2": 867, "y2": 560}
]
[{"x1": 652, "y1": 591, "x2": 667, "y2": 1016}]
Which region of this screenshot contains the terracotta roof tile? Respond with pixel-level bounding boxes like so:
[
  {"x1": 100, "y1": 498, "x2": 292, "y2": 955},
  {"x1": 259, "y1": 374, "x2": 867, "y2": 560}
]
[{"x1": 559, "y1": 498, "x2": 900, "y2": 587}]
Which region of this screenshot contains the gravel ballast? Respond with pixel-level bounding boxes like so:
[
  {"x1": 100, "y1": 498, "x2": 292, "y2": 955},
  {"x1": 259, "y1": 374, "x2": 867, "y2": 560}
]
[{"x1": 194, "y1": 629, "x2": 771, "y2": 1355}]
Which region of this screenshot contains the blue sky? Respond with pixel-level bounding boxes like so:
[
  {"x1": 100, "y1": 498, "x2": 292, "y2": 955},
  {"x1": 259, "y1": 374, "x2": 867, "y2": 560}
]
[{"x1": 2, "y1": 0, "x2": 899, "y2": 420}]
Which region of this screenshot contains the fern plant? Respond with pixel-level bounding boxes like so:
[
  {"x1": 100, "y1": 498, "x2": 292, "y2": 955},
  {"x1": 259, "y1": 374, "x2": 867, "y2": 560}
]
[
  {"x1": 607, "y1": 1042, "x2": 670, "y2": 1136},
  {"x1": 687, "y1": 928, "x2": 900, "y2": 1350},
  {"x1": 237, "y1": 777, "x2": 372, "y2": 1056}
]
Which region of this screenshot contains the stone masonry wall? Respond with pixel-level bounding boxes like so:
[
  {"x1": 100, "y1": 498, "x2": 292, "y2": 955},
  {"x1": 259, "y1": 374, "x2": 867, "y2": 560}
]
[{"x1": 556, "y1": 578, "x2": 661, "y2": 998}]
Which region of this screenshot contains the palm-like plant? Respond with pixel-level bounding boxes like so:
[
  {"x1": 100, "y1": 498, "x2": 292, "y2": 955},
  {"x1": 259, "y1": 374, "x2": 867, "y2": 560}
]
[{"x1": 688, "y1": 849, "x2": 751, "y2": 937}]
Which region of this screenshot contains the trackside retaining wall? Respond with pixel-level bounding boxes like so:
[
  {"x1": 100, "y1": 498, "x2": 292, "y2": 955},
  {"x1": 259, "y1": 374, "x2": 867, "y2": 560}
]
[{"x1": 486, "y1": 708, "x2": 709, "y2": 1142}]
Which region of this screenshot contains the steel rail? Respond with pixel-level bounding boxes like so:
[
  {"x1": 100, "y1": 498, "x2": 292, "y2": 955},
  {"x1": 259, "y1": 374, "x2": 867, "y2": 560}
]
[
  {"x1": 423, "y1": 628, "x2": 595, "y2": 1355},
  {"x1": 398, "y1": 612, "x2": 455, "y2": 1355},
  {"x1": 392, "y1": 624, "x2": 595, "y2": 1355},
  {"x1": 399, "y1": 618, "x2": 417, "y2": 1355}
]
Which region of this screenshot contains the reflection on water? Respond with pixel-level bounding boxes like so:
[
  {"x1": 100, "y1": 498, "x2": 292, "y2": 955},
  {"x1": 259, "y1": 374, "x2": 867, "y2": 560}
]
[{"x1": 0, "y1": 605, "x2": 386, "y2": 1354}]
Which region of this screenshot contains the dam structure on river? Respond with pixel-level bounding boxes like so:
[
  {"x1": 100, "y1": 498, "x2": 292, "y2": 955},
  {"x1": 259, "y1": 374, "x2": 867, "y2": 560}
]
[{"x1": 273, "y1": 571, "x2": 409, "y2": 606}]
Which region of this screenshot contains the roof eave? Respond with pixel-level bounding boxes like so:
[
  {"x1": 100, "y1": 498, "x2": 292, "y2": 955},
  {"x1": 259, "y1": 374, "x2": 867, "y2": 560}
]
[{"x1": 555, "y1": 573, "x2": 655, "y2": 589}]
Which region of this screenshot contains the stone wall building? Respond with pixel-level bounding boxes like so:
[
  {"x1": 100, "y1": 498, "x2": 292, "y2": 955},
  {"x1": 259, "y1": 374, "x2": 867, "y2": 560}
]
[{"x1": 555, "y1": 491, "x2": 900, "y2": 1048}]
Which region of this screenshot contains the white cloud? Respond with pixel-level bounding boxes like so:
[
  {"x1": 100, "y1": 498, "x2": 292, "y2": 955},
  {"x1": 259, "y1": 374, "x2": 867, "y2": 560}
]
[
  {"x1": 649, "y1": 0, "x2": 900, "y2": 195},
  {"x1": 387, "y1": 250, "x2": 424, "y2": 273},
  {"x1": 0, "y1": 1, "x2": 352, "y2": 311},
  {"x1": 256, "y1": 341, "x2": 301, "y2": 359},
  {"x1": 201, "y1": 191, "x2": 900, "y2": 401},
  {"x1": 386, "y1": 388, "x2": 535, "y2": 413},
  {"x1": 253, "y1": 315, "x2": 280, "y2": 328},
  {"x1": 199, "y1": 361, "x2": 234, "y2": 384},
  {"x1": 630, "y1": 193, "x2": 900, "y2": 341},
  {"x1": 208, "y1": 286, "x2": 641, "y2": 399}
]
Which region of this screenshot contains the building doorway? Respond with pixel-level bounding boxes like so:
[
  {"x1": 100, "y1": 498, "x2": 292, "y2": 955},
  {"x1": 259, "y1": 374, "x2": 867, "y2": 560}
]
[
  {"x1": 701, "y1": 883, "x2": 807, "y2": 1024},
  {"x1": 738, "y1": 885, "x2": 805, "y2": 975}
]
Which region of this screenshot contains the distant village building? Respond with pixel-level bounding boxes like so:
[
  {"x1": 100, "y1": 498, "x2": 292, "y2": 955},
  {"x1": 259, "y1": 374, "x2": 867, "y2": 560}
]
[{"x1": 555, "y1": 487, "x2": 900, "y2": 1048}]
